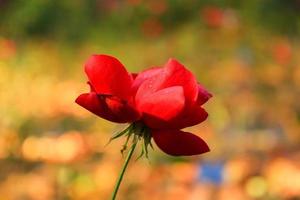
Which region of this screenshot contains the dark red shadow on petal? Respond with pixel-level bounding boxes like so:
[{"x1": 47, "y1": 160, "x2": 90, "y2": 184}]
[
  {"x1": 131, "y1": 73, "x2": 138, "y2": 80},
  {"x1": 152, "y1": 129, "x2": 210, "y2": 156},
  {"x1": 197, "y1": 84, "x2": 213, "y2": 105},
  {"x1": 75, "y1": 92, "x2": 140, "y2": 123}
]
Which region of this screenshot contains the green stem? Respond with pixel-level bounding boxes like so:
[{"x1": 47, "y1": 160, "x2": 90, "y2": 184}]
[{"x1": 110, "y1": 142, "x2": 137, "y2": 200}]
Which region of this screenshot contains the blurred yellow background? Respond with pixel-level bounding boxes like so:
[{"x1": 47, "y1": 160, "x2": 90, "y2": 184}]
[{"x1": 0, "y1": 0, "x2": 300, "y2": 199}]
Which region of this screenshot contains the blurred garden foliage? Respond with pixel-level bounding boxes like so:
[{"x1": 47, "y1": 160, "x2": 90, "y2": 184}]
[
  {"x1": 1, "y1": 0, "x2": 300, "y2": 42},
  {"x1": 0, "y1": 0, "x2": 300, "y2": 199}
]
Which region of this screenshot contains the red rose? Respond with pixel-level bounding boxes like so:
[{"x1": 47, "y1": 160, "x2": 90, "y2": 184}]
[{"x1": 76, "y1": 55, "x2": 212, "y2": 156}]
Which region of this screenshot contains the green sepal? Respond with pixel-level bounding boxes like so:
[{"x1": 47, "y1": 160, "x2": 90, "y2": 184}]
[
  {"x1": 145, "y1": 128, "x2": 154, "y2": 157},
  {"x1": 106, "y1": 122, "x2": 154, "y2": 160},
  {"x1": 110, "y1": 124, "x2": 133, "y2": 141},
  {"x1": 121, "y1": 131, "x2": 134, "y2": 155},
  {"x1": 135, "y1": 145, "x2": 144, "y2": 161}
]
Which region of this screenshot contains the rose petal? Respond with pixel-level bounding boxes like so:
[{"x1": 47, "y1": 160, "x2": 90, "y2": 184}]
[
  {"x1": 162, "y1": 59, "x2": 198, "y2": 103},
  {"x1": 152, "y1": 129, "x2": 210, "y2": 156},
  {"x1": 135, "y1": 59, "x2": 198, "y2": 103},
  {"x1": 132, "y1": 67, "x2": 162, "y2": 93},
  {"x1": 137, "y1": 86, "x2": 185, "y2": 127},
  {"x1": 170, "y1": 105, "x2": 208, "y2": 129},
  {"x1": 84, "y1": 55, "x2": 133, "y2": 99},
  {"x1": 197, "y1": 84, "x2": 213, "y2": 105},
  {"x1": 145, "y1": 105, "x2": 208, "y2": 130},
  {"x1": 75, "y1": 92, "x2": 140, "y2": 123}
]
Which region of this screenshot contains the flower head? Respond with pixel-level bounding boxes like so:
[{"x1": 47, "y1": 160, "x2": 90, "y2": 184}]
[{"x1": 76, "y1": 55, "x2": 212, "y2": 156}]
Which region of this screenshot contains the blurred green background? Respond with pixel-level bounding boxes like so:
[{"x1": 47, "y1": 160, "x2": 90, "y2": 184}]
[{"x1": 1, "y1": 0, "x2": 300, "y2": 199}]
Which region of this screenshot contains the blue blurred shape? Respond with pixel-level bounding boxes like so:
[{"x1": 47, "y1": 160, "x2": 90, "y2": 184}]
[{"x1": 198, "y1": 161, "x2": 224, "y2": 186}]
